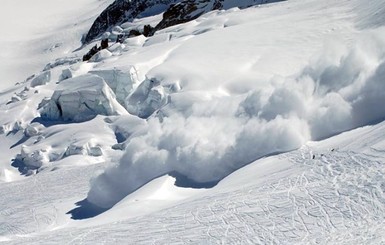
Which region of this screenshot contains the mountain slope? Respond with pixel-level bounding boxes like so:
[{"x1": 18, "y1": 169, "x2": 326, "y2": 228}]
[
  {"x1": 0, "y1": 0, "x2": 385, "y2": 243},
  {"x1": 84, "y1": 0, "x2": 284, "y2": 43},
  {"x1": 0, "y1": 0, "x2": 113, "y2": 91},
  {"x1": 84, "y1": 0, "x2": 179, "y2": 43}
]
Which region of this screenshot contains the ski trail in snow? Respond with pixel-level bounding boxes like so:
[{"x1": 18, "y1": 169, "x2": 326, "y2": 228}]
[{"x1": 4, "y1": 143, "x2": 385, "y2": 244}]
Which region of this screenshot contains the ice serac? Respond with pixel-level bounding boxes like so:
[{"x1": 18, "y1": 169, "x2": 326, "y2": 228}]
[
  {"x1": 89, "y1": 66, "x2": 139, "y2": 106},
  {"x1": 40, "y1": 74, "x2": 127, "y2": 122},
  {"x1": 84, "y1": 0, "x2": 180, "y2": 43},
  {"x1": 126, "y1": 77, "x2": 168, "y2": 118},
  {"x1": 30, "y1": 71, "x2": 51, "y2": 88}
]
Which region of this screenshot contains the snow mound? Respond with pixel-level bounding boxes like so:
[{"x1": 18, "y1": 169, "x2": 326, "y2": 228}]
[{"x1": 40, "y1": 74, "x2": 127, "y2": 122}]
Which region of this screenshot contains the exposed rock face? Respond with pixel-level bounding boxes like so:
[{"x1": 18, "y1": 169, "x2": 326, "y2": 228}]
[
  {"x1": 154, "y1": 0, "x2": 285, "y2": 33},
  {"x1": 84, "y1": 0, "x2": 179, "y2": 43},
  {"x1": 85, "y1": 0, "x2": 284, "y2": 43},
  {"x1": 40, "y1": 74, "x2": 127, "y2": 122}
]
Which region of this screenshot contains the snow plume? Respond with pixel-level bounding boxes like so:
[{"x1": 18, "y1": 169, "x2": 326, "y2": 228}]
[
  {"x1": 305, "y1": 27, "x2": 385, "y2": 138},
  {"x1": 88, "y1": 27, "x2": 385, "y2": 209}
]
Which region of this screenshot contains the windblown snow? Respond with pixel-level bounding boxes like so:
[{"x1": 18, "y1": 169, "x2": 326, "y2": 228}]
[{"x1": 0, "y1": 0, "x2": 385, "y2": 243}]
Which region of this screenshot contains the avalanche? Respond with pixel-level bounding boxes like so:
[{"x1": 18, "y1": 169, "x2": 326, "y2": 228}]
[{"x1": 0, "y1": 0, "x2": 385, "y2": 243}]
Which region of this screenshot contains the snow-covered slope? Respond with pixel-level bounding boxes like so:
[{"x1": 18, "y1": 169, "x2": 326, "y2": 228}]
[
  {"x1": 3, "y1": 120, "x2": 385, "y2": 243},
  {"x1": 1, "y1": 0, "x2": 385, "y2": 243},
  {"x1": 0, "y1": 0, "x2": 113, "y2": 91}
]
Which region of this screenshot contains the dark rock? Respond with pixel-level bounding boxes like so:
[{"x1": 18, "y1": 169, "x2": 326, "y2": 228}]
[
  {"x1": 154, "y1": 0, "x2": 285, "y2": 33},
  {"x1": 84, "y1": 0, "x2": 180, "y2": 44},
  {"x1": 101, "y1": 39, "x2": 109, "y2": 49},
  {"x1": 84, "y1": 0, "x2": 286, "y2": 44},
  {"x1": 116, "y1": 34, "x2": 125, "y2": 43},
  {"x1": 143, "y1": 24, "x2": 154, "y2": 37},
  {"x1": 83, "y1": 45, "x2": 100, "y2": 62},
  {"x1": 129, "y1": 29, "x2": 141, "y2": 37}
]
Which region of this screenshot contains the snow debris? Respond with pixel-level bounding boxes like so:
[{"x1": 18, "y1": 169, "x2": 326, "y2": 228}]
[
  {"x1": 107, "y1": 43, "x2": 125, "y2": 55},
  {"x1": 89, "y1": 49, "x2": 112, "y2": 62},
  {"x1": 17, "y1": 146, "x2": 50, "y2": 169},
  {"x1": 123, "y1": 34, "x2": 146, "y2": 47},
  {"x1": 102, "y1": 31, "x2": 111, "y2": 40},
  {"x1": 59, "y1": 63, "x2": 94, "y2": 82},
  {"x1": 43, "y1": 57, "x2": 81, "y2": 71},
  {"x1": 9, "y1": 95, "x2": 22, "y2": 103},
  {"x1": 59, "y1": 68, "x2": 73, "y2": 81},
  {"x1": 89, "y1": 146, "x2": 103, "y2": 157},
  {"x1": 12, "y1": 121, "x2": 24, "y2": 132},
  {"x1": 111, "y1": 25, "x2": 123, "y2": 35},
  {"x1": 30, "y1": 71, "x2": 51, "y2": 88},
  {"x1": 40, "y1": 74, "x2": 127, "y2": 122},
  {"x1": 24, "y1": 123, "x2": 43, "y2": 137},
  {"x1": 64, "y1": 143, "x2": 104, "y2": 157},
  {"x1": 89, "y1": 66, "x2": 139, "y2": 106},
  {"x1": 126, "y1": 77, "x2": 168, "y2": 118}
]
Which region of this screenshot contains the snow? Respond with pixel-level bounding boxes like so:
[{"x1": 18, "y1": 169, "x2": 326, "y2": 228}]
[
  {"x1": 0, "y1": 0, "x2": 114, "y2": 91},
  {"x1": 87, "y1": 0, "x2": 385, "y2": 209},
  {"x1": 0, "y1": 0, "x2": 385, "y2": 243},
  {"x1": 89, "y1": 66, "x2": 140, "y2": 106},
  {"x1": 30, "y1": 71, "x2": 51, "y2": 88},
  {"x1": 40, "y1": 74, "x2": 128, "y2": 122}
]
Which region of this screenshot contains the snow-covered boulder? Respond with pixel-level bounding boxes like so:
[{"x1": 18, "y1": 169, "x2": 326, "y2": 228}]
[
  {"x1": 89, "y1": 67, "x2": 139, "y2": 106},
  {"x1": 30, "y1": 71, "x2": 51, "y2": 87},
  {"x1": 40, "y1": 74, "x2": 127, "y2": 122}
]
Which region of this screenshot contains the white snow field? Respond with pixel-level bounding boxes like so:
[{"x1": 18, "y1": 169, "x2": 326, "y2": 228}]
[
  {"x1": 0, "y1": 0, "x2": 114, "y2": 91},
  {"x1": 1, "y1": 0, "x2": 385, "y2": 243}
]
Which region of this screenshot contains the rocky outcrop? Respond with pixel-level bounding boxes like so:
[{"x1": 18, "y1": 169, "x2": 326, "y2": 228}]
[
  {"x1": 154, "y1": 0, "x2": 285, "y2": 33},
  {"x1": 84, "y1": 0, "x2": 284, "y2": 43},
  {"x1": 84, "y1": 0, "x2": 179, "y2": 43}
]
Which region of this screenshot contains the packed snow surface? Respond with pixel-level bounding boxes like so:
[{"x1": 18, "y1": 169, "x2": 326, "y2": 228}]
[{"x1": 0, "y1": 0, "x2": 385, "y2": 243}]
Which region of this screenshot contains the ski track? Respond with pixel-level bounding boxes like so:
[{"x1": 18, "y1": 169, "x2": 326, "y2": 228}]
[
  {"x1": 0, "y1": 164, "x2": 104, "y2": 241},
  {"x1": 2, "y1": 145, "x2": 385, "y2": 244}
]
